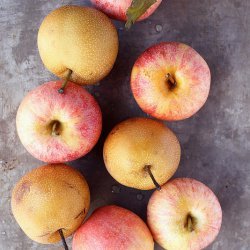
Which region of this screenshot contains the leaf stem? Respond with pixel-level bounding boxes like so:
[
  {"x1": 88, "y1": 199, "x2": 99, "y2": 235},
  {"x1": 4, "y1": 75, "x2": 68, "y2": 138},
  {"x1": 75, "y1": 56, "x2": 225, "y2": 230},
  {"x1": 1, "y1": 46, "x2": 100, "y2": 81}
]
[{"x1": 125, "y1": 0, "x2": 157, "y2": 29}]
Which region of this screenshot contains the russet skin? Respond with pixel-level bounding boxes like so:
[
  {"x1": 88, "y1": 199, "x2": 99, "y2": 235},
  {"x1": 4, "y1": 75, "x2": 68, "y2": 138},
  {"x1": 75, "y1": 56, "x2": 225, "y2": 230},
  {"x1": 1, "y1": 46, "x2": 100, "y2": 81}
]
[
  {"x1": 38, "y1": 6, "x2": 118, "y2": 85},
  {"x1": 11, "y1": 164, "x2": 90, "y2": 244},
  {"x1": 16, "y1": 81, "x2": 102, "y2": 163},
  {"x1": 147, "y1": 178, "x2": 222, "y2": 250},
  {"x1": 131, "y1": 42, "x2": 211, "y2": 121},
  {"x1": 91, "y1": 0, "x2": 162, "y2": 21},
  {"x1": 103, "y1": 117, "x2": 181, "y2": 190},
  {"x1": 73, "y1": 205, "x2": 154, "y2": 250}
]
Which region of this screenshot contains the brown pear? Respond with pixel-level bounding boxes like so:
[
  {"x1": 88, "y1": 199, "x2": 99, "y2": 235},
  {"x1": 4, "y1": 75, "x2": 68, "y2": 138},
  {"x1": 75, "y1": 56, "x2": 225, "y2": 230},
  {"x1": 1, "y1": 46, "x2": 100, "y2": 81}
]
[
  {"x1": 11, "y1": 164, "x2": 90, "y2": 244},
  {"x1": 103, "y1": 117, "x2": 181, "y2": 190},
  {"x1": 37, "y1": 5, "x2": 118, "y2": 85}
]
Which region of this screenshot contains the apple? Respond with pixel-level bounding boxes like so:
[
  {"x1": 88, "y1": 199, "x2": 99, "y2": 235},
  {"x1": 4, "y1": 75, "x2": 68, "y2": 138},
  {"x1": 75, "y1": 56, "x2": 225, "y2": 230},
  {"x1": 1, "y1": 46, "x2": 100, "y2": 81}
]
[
  {"x1": 11, "y1": 164, "x2": 90, "y2": 245},
  {"x1": 73, "y1": 205, "x2": 154, "y2": 250},
  {"x1": 16, "y1": 81, "x2": 102, "y2": 163},
  {"x1": 91, "y1": 0, "x2": 162, "y2": 28},
  {"x1": 131, "y1": 42, "x2": 211, "y2": 121},
  {"x1": 103, "y1": 117, "x2": 181, "y2": 190},
  {"x1": 38, "y1": 5, "x2": 118, "y2": 85},
  {"x1": 147, "y1": 178, "x2": 222, "y2": 250}
]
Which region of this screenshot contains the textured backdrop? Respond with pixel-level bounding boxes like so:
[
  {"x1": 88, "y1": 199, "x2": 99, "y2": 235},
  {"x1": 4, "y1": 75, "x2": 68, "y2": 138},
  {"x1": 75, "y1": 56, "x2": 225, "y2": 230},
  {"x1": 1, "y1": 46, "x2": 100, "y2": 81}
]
[{"x1": 0, "y1": 0, "x2": 249, "y2": 249}]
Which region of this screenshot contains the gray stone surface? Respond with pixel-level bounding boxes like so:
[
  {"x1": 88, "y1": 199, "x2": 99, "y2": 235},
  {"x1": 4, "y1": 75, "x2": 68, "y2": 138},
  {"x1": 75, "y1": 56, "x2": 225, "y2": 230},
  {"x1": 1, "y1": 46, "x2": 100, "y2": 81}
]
[{"x1": 0, "y1": 0, "x2": 249, "y2": 249}]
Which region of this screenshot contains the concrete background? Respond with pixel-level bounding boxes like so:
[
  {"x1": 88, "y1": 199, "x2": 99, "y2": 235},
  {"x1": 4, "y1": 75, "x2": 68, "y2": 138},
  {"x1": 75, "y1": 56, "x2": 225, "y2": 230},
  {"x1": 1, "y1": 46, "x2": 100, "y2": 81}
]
[{"x1": 0, "y1": 0, "x2": 249, "y2": 249}]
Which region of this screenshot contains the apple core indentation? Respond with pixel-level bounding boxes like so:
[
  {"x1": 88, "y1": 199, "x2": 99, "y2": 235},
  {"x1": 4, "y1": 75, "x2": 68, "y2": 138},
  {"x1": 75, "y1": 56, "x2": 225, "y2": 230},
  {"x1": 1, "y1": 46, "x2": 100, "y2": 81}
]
[
  {"x1": 166, "y1": 73, "x2": 177, "y2": 90},
  {"x1": 50, "y1": 120, "x2": 62, "y2": 136},
  {"x1": 185, "y1": 213, "x2": 197, "y2": 232}
]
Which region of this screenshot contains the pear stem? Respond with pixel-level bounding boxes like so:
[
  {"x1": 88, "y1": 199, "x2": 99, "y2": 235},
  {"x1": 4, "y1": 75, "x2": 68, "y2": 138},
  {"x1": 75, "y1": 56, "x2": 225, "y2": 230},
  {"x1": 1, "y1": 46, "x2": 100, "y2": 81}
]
[
  {"x1": 51, "y1": 121, "x2": 60, "y2": 136},
  {"x1": 144, "y1": 165, "x2": 161, "y2": 191},
  {"x1": 58, "y1": 69, "x2": 73, "y2": 94},
  {"x1": 58, "y1": 229, "x2": 69, "y2": 250},
  {"x1": 166, "y1": 73, "x2": 177, "y2": 89}
]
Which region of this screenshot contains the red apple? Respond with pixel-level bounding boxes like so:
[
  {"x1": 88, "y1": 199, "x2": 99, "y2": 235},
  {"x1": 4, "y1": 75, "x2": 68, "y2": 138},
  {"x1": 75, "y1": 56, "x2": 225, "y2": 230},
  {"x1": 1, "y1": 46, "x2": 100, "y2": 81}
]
[
  {"x1": 91, "y1": 0, "x2": 162, "y2": 25},
  {"x1": 16, "y1": 81, "x2": 102, "y2": 163},
  {"x1": 131, "y1": 42, "x2": 211, "y2": 121},
  {"x1": 73, "y1": 205, "x2": 154, "y2": 250},
  {"x1": 147, "y1": 178, "x2": 222, "y2": 250}
]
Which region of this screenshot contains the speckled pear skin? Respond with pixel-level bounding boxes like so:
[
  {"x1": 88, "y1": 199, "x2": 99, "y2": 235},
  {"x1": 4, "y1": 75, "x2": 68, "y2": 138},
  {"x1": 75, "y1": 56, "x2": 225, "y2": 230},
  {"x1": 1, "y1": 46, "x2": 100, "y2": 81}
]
[
  {"x1": 38, "y1": 5, "x2": 118, "y2": 85},
  {"x1": 103, "y1": 117, "x2": 181, "y2": 190},
  {"x1": 11, "y1": 164, "x2": 90, "y2": 244}
]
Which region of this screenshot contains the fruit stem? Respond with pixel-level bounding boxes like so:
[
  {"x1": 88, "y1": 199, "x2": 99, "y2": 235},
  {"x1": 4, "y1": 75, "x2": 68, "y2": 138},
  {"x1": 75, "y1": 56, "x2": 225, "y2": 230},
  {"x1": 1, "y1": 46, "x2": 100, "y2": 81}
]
[
  {"x1": 144, "y1": 165, "x2": 161, "y2": 191},
  {"x1": 58, "y1": 229, "x2": 69, "y2": 250},
  {"x1": 51, "y1": 121, "x2": 60, "y2": 136},
  {"x1": 166, "y1": 73, "x2": 177, "y2": 89},
  {"x1": 187, "y1": 215, "x2": 194, "y2": 232},
  {"x1": 58, "y1": 69, "x2": 73, "y2": 94}
]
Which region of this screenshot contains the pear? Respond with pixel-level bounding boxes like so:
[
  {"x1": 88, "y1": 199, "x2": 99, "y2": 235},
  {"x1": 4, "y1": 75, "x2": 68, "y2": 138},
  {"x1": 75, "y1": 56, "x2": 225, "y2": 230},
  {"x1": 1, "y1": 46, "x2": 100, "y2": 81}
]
[
  {"x1": 11, "y1": 164, "x2": 90, "y2": 244},
  {"x1": 38, "y1": 5, "x2": 118, "y2": 85},
  {"x1": 103, "y1": 117, "x2": 181, "y2": 190}
]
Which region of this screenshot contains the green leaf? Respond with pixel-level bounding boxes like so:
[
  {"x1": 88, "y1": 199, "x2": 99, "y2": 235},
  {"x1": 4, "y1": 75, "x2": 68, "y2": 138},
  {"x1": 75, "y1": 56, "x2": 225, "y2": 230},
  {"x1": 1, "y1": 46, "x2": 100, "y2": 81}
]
[{"x1": 125, "y1": 0, "x2": 157, "y2": 29}]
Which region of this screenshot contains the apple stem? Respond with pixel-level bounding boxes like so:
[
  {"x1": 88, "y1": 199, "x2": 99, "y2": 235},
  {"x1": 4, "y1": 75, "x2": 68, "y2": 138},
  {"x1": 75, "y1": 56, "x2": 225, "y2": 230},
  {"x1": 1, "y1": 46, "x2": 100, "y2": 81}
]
[
  {"x1": 58, "y1": 229, "x2": 69, "y2": 250},
  {"x1": 187, "y1": 215, "x2": 194, "y2": 232},
  {"x1": 166, "y1": 73, "x2": 177, "y2": 89},
  {"x1": 144, "y1": 165, "x2": 161, "y2": 191},
  {"x1": 58, "y1": 69, "x2": 73, "y2": 94},
  {"x1": 51, "y1": 121, "x2": 60, "y2": 136}
]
